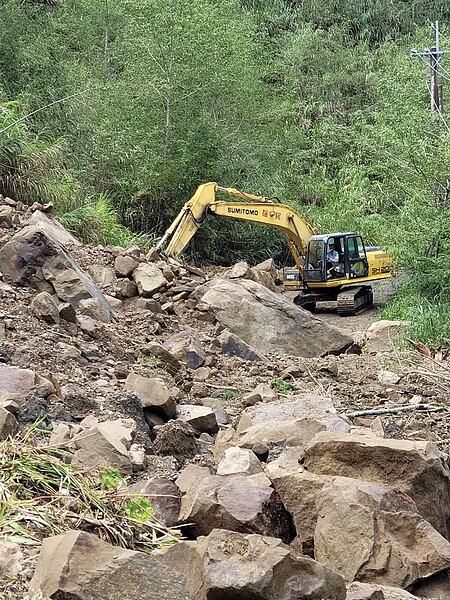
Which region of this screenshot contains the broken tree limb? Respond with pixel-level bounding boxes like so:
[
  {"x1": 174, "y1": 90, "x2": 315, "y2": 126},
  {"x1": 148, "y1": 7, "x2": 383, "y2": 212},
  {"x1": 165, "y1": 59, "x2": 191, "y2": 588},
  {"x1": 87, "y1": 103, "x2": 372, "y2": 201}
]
[{"x1": 343, "y1": 403, "x2": 447, "y2": 418}]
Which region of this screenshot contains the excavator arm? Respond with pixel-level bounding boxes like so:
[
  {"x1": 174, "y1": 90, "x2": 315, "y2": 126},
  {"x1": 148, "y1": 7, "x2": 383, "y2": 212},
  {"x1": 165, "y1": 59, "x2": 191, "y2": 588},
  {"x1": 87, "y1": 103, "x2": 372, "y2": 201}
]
[{"x1": 156, "y1": 182, "x2": 314, "y2": 273}]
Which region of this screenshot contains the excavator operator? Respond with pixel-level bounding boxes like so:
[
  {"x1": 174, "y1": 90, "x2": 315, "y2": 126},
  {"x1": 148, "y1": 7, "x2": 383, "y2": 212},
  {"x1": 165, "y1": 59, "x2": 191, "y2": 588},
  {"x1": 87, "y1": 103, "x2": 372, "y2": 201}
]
[{"x1": 326, "y1": 243, "x2": 339, "y2": 278}]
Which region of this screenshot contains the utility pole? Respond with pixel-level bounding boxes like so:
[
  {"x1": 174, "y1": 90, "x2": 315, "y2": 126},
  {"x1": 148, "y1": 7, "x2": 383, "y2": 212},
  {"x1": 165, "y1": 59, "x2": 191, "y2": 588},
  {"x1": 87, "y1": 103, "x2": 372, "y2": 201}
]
[{"x1": 411, "y1": 21, "x2": 450, "y2": 114}]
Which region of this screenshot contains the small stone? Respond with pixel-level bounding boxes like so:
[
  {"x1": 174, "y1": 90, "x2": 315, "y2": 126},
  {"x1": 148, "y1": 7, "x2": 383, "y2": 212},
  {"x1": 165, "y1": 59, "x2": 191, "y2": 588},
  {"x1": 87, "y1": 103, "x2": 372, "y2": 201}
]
[
  {"x1": 193, "y1": 367, "x2": 211, "y2": 382},
  {"x1": 378, "y1": 370, "x2": 401, "y2": 386},
  {"x1": 114, "y1": 254, "x2": 139, "y2": 278},
  {"x1": 58, "y1": 302, "x2": 77, "y2": 323},
  {"x1": 30, "y1": 292, "x2": 60, "y2": 324},
  {"x1": 176, "y1": 405, "x2": 219, "y2": 434},
  {"x1": 77, "y1": 315, "x2": 97, "y2": 335}
]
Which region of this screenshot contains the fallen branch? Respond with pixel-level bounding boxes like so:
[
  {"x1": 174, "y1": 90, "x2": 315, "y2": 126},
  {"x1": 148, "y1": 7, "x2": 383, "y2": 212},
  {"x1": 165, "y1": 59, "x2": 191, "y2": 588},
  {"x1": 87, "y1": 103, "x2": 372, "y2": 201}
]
[
  {"x1": 343, "y1": 403, "x2": 446, "y2": 418},
  {"x1": 203, "y1": 382, "x2": 250, "y2": 392}
]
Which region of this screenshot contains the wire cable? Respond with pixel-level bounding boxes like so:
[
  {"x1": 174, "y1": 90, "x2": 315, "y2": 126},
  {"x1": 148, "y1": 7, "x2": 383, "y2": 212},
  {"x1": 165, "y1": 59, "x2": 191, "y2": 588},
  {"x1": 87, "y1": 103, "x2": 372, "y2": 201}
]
[{"x1": 414, "y1": 53, "x2": 450, "y2": 82}]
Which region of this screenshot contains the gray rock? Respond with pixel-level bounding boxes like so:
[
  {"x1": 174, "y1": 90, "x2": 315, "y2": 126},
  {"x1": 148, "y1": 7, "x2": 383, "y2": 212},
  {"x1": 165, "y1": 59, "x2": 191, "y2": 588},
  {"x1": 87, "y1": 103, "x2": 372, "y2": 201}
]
[
  {"x1": 314, "y1": 477, "x2": 450, "y2": 588},
  {"x1": 77, "y1": 315, "x2": 98, "y2": 335},
  {"x1": 216, "y1": 446, "x2": 262, "y2": 476},
  {"x1": 153, "y1": 420, "x2": 199, "y2": 464},
  {"x1": 87, "y1": 265, "x2": 117, "y2": 289},
  {"x1": 378, "y1": 370, "x2": 401, "y2": 385},
  {"x1": 114, "y1": 254, "x2": 139, "y2": 278},
  {"x1": 79, "y1": 342, "x2": 102, "y2": 362},
  {"x1": 303, "y1": 432, "x2": 450, "y2": 539},
  {"x1": 28, "y1": 210, "x2": 81, "y2": 246},
  {"x1": 252, "y1": 258, "x2": 277, "y2": 281},
  {"x1": 176, "y1": 469, "x2": 294, "y2": 542},
  {"x1": 217, "y1": 329, "x2": 268, "y2": 362},
  {"x1": 30, "y1": 291, "x2": 60, "y2": 324},
  {"x1": 115, "y1": 278, "x2": 137, "y2": 298},
  {"x1": 155, "y1": 529, "x2": 346, "y2": 600},
  {"x1": 265, "y1": 450, "x2": 329, "y2": 555},
  {"x1": 233, "y1": 394, "x2": 349, "y2": 453},
  {"x1": 0, "y1": 406, "x2": 17, "y2": 440},
  {"x1": 124, "y1": 374, "x2": 176, "y2": 419},
  {"x1": 95, "y1": 418, "x2": 137, "y2": 450},
  {"x1": 241, "y1": 383, "x2": 276, "y2": 407},
  {"x1": 0, "y1": 365, "x2": 37, "y2": 396},
  {"x1": 176, "y1": 405, "x2": 218, "y2": 434},
  {"x1": 192, "y1": 278, "x2": 353, "y2": 358},
  {"x1": 126, "y1": 478, "x2": 180, "y2": 526},
  {"x1": 0, "y1": 206, "x2": 13, "y2": 228},
  {"x1": 58, "y1": 301, "x2": 77, "y2": 322},
  {"x1": 163, "y1": 331, "x2": 205, "y2": 369},
  {"x1": 132, "y1": 263, "x2": 167, "y2": 297},
  {"x1": 29, "y1": 530, "x2": 192, "y2": 599},
  {"x1": 0, "y1": 541, "x2": 23, "y2": 579},
  {"x1": 366, "y1": 320, "x2": 410, "y2": 354},
  {"x1": 71, "y1": 424, "x2": 133, "y2": 474},
  {"x1": 142, "y1": 343, "x2": 183, "y2": 374},
  {"x1": 78, "y1": 297, "x2": 112, "y2": 323},
  {"x1": 227, "y1": 261, "x2": 256, "y2": 280}
]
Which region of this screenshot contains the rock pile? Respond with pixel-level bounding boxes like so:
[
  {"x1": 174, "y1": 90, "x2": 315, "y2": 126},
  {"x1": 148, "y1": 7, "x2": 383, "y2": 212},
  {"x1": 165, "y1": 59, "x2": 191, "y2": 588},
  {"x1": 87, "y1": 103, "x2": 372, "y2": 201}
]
[{"x1": 0, "y1": 195, "x2": 448, "y2": 599}]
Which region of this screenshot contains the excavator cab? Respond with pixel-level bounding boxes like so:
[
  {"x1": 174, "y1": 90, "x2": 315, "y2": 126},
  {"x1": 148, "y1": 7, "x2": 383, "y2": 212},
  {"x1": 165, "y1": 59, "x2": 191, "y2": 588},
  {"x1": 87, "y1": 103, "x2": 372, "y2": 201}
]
[{"x1": 303, "y1": 234, "x2": 369, "y2": 283}]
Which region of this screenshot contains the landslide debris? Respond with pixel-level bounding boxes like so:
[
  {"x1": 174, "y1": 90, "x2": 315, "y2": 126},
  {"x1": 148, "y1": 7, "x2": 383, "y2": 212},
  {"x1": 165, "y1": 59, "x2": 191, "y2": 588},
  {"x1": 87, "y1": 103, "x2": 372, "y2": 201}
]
[{"x1": 0, "y1": 197, "x2": 450, "y2": 599}]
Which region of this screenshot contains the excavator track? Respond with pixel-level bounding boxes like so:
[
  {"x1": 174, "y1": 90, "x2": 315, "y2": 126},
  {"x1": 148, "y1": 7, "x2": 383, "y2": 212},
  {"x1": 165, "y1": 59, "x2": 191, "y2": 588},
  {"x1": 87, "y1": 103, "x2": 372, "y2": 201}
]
[{"x1": 337, "y1": 286, "x2": 373, "y2": 316}]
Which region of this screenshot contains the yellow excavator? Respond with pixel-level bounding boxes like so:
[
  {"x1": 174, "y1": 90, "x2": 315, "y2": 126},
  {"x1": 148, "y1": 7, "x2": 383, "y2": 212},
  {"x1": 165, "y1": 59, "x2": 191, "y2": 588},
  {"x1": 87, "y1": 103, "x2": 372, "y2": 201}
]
[{"x1": 156, "y1": 182, "x2": 394, "y2": 316}]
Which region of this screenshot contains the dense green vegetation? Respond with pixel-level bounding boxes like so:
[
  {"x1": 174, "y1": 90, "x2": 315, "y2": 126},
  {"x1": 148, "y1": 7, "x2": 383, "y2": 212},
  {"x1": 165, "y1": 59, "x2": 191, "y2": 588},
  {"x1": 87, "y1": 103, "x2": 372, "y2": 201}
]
[{"x1": 1, "y1": 0, "x2": 450, "y2": 347}]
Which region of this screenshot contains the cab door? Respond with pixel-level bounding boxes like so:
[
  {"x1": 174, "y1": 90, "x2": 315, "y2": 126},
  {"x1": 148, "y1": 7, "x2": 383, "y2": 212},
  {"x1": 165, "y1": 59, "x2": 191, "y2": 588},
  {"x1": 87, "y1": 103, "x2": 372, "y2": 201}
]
[{"x1": 345, "y1": 236, "x2": 369, "y2": 279}]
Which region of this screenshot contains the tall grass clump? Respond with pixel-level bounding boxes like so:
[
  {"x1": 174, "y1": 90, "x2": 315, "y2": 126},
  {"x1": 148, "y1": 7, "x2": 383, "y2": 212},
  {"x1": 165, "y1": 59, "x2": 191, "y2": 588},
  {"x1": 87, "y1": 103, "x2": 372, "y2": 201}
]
[
  {"x1": 0, "y1": 424, "x2": 180, "y2": 551},
  {"x1": 60, "y1": 193, "x2": 155, "y2": 249}
]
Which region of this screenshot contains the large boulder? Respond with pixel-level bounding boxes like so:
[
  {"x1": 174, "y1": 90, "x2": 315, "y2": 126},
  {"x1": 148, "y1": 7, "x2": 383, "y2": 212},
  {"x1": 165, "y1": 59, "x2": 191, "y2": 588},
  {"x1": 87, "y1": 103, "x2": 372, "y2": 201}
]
[
  {"x1": 303, "y1": 432, "x2": 450, "y2": 539},
  {"x1": 29, "y1": 530, "x2": 191, "y2": 599},
  {"x1": 0, "y1": 224, "x2": 114, "y2": 321},
  {"x1": 176, "y1": 465, "x2": 294, "y2": 542},
  {"x1": 28, "y1": 210, "x2": 81, "y2": 246},
  {"x1": 314, "y1": 477, "x2": 450, "y2": 588},
  {"x1": 232, "y1": 394, "x2": 349, "y2": 455},
  {"x1": 265, "y1": 448, "x2": 330, "y2": 556},
  {"x1": 192, "y1": 278, "x2": 353, "y2": 357},
  {"x1": 155, "y1": 529, "x2": 346, "y2": 600}
]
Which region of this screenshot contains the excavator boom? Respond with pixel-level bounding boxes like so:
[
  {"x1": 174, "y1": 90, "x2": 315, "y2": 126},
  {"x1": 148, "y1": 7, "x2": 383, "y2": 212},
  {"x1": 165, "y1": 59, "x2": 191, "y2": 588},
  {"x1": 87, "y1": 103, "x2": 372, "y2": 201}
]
[{"x1": 157, "y1": 182, "x2": 314, "y2": 272}]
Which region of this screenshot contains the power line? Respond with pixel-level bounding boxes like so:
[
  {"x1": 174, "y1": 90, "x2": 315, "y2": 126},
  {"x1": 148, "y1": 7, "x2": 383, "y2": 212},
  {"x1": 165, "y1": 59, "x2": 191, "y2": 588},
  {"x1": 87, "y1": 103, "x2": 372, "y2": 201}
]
[{"x1": 411, "y1": 20, "x2": 450, "y2": 114}]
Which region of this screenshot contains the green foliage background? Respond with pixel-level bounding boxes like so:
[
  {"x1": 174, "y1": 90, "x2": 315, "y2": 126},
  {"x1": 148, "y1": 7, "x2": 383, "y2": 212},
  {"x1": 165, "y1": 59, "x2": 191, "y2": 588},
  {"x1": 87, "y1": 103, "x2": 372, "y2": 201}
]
[{"x1": 1, "y1": 0, "x2": 450, "y2": 346}]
